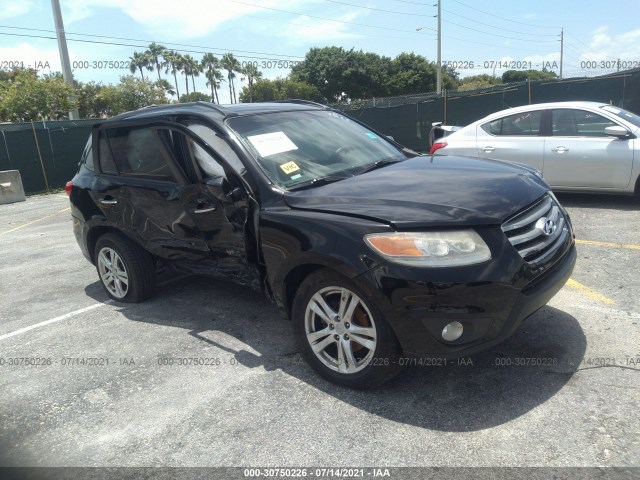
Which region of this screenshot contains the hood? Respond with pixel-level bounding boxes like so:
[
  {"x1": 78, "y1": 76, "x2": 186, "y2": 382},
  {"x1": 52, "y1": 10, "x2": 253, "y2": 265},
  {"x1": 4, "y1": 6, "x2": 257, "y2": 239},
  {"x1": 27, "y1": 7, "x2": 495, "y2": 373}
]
[{"x1": 284, "y1": 155, "x2": 549, "y2": 228}]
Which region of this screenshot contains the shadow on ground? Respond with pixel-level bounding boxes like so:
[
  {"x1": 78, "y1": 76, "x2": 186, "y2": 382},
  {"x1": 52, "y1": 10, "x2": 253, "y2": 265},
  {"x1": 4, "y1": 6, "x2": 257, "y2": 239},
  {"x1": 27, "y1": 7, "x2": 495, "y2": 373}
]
[
  {"x1": 85, "y1": 273, "x2": 586, "y2": 433},
  {"x1": 554, "y1": 192, "x2": 639, "y2": 211}
]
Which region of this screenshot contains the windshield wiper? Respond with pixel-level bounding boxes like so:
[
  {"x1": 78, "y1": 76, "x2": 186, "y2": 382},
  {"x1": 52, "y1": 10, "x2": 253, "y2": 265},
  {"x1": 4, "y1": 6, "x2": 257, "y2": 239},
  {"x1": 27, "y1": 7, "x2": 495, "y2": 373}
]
[
  {"x1": 288, "y1": 174, "x2": 352, "y2": 191},
  {"x1": 355, "y1": 158, "x2": 404, "y2": 175}
]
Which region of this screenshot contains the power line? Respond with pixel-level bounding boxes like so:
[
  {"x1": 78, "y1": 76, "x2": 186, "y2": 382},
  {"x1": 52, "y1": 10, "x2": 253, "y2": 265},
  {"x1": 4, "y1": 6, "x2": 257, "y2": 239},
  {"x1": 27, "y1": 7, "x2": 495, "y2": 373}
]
[
  {"x1": 443, "y1": 19, "x2": 559, "y2": 42},
  {"x1": 223, "y1": 0, "x2": 436, "y2": 34},
  {"x1": 387, "y1": 0, "x2": 430, "y2": 5},
  {"x1": 322, "y1": 0, "x2": 432, "y2": 18},
  {"x1": 441, "y1": 8, "x2": 558, "y2": 37},
  {"x1": 0, "y1": 31, "x2": 304, "y2": 63},
  {"x1": 450, "y1": 0, "x2": 561, "y2": 29},
  {"x1": 0, "y1": 24, "x2": 303, "y2": 59},
  {"x1": 564, "y1": 30, "x2": 618, "y2": 60}
]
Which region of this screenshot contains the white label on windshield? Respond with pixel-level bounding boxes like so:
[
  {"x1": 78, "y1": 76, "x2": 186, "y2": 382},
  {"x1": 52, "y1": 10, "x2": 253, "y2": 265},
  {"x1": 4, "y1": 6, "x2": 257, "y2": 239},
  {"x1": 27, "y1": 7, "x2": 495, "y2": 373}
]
[{"x1": 247, "y1": 131, "x2": 298, "y2": 157}]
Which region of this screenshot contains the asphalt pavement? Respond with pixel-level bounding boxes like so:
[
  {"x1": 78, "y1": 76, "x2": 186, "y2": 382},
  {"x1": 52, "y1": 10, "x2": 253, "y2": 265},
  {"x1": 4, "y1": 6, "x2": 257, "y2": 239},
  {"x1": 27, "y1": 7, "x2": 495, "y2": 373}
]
[{"x1": 0, "y1": 193, "x2": 638, "y2": 475}]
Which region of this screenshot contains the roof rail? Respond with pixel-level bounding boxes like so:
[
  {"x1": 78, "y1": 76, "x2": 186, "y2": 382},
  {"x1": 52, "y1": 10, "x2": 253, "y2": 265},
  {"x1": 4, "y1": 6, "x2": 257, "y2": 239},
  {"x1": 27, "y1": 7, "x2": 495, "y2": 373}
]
[
  {"x1": 273, "y1": 99, "x2": 329, "y2": 109},
  {"x1": 194, "y1": 101, "x2": 230, "y2": 115}
]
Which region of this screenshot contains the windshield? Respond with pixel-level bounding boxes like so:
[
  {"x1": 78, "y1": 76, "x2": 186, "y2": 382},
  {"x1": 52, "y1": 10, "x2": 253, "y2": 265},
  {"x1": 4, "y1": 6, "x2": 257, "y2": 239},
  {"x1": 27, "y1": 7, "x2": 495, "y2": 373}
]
[
  {"x1": 600, "y1": 105, "x2": 640, "y2": 129},
  {"x1": 226, "y1": 110, "x2": 406, "y2": 189}
]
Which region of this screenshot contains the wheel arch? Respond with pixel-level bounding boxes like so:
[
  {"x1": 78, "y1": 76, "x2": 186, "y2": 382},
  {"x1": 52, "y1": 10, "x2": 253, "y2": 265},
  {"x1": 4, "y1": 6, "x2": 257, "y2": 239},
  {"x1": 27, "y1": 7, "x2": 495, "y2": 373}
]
[
  {"x1": 87, "y1": 226, "x2": 139, "y2": 265},
  {"x1": 281, "y1": 261, "x2": 364, "y2": 320}
]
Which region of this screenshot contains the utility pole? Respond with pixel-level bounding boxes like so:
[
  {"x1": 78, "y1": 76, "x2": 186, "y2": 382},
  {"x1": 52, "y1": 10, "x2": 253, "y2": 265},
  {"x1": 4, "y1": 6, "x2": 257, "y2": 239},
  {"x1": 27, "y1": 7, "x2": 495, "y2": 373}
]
[
  {"x1": 436, "y1": 0, "x2": 442, "y2": 95},
  {"x1": 559, "y1": 28, "x2": 564, "y2": 80},
  {"x1": 51, "y1": 0, "x2": 79, "y2": 120}
]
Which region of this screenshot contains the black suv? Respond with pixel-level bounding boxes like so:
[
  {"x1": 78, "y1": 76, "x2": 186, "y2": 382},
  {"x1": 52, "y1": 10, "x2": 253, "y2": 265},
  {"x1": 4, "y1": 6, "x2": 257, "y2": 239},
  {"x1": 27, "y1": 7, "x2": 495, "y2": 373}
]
[{"x1": 67, "y1": 101, "x2": 576, "y2": 388}]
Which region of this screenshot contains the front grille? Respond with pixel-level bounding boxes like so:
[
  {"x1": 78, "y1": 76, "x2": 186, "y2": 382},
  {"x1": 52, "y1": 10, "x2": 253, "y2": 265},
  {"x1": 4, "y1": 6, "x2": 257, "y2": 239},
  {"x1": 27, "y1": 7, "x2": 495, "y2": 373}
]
[{"x1": 502, "y1": 195, "x2": 570, "y2": 267}]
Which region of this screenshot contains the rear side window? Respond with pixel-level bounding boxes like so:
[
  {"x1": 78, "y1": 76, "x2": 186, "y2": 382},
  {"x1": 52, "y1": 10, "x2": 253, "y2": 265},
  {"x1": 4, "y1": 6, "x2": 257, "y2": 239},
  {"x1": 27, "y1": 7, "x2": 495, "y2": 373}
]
[
  {"x1": 80, "y1": 136, "x2": 94, "y2": 171},
  {"x1": 481, "y1": 111, "x2": 542, "y2": 136},
  {"x1": 98, "y1": 132, "x2": 118, "y2": 174},
  {"x1": 98, "y1": 127, "x2": 175, "y2": 181}
]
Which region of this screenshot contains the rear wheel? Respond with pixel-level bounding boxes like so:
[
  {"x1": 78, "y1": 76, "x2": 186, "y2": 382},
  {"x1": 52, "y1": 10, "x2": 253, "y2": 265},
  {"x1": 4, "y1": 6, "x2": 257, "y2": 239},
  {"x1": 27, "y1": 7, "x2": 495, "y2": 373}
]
[
  {"x1": 292, "y1": 269, "x2": 403, "y2": 388},
  {"x1": 95, "y1": 233, "x2": 155, "y2": 303}
]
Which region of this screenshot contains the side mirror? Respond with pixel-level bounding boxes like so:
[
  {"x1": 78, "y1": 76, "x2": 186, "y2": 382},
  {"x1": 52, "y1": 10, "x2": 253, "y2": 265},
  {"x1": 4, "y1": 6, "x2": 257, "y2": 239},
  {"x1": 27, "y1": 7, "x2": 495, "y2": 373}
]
[
  {"x1": 386, "y1": 135, "x2": 395, "y2": 141},
  {"x1": 205, "y1": 176, "x2": 242, "y2": 202},
  {"x1": 605, "y1": 125, "x2": 631, "y2": 139}
]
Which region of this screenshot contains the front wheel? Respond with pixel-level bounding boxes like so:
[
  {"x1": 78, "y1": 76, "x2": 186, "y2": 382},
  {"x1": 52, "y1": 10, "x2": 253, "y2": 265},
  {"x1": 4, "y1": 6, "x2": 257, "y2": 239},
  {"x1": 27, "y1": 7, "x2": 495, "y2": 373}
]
[
  {"x1": 95, "y1": 233, "x2": 155, "y2": 303},
  {"x1": 292, "y1": 269, "x2": 403, "y2": 388}
]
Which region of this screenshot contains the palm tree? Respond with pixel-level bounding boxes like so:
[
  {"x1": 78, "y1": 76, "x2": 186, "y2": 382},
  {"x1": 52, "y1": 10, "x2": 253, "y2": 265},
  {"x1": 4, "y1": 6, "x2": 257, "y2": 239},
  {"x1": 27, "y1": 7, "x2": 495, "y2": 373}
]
[
  {"x1": 241, "y1": 63, "x2": 263, "y2": 103},
  {"x1": 220, "y1": 53, "x2": 240, "y2": 103},
  {"x1": 182, "y1": 55, "x2": 200, "y2": 93},
  {"x1": 206, "y1": 69, "x2": 224, "y2": 104},
  {"x1": 128, "y1": 51, "x2": 148, "y2": 81},
  {"x1": 180, "y1": 55, "x2": 191, "y2": 96},
  {"x1": 201, "y1": 53, "x2": 223, "y2": 103},
  {"x1": 145, "y1": 42, "x2": 166, "y2": 81},
  {"x1": 163, "y1": 50, "x2": 182, "y2": 100}
]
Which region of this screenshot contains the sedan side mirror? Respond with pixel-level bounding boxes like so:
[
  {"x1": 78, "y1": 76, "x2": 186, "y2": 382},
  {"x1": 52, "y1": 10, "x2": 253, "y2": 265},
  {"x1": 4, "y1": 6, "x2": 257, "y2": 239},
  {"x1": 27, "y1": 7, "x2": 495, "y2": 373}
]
[{"x1": 604, "y1": 125, "x2": 631, "y2": 139}]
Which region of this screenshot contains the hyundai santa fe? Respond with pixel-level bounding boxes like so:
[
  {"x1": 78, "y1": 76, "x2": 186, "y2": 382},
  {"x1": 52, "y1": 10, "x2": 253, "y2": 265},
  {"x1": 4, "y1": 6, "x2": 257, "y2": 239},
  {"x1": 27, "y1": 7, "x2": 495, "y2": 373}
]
[{"x1": 67, "y1": 100, "x2": 576, "y2": 388}]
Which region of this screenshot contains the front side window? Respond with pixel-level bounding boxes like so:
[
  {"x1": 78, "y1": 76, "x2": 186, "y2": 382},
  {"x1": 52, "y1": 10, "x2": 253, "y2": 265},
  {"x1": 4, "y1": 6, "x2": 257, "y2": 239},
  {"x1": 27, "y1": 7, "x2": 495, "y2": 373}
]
[
  {"x1": 552, "y1": 109, "x2": 617, "y2": 137},
  {"x1": 185, "y1": 123, "x2": 245, "y2": 177},
  {"x1": 98, "y1": 127, "x2": 175, "y2": 181},
  {"x1": 481, "y1": 111, "x2": 542, "y2": 136},
  {"x1": 226, "y1": 110, "x2": 406, "y2": 189}
]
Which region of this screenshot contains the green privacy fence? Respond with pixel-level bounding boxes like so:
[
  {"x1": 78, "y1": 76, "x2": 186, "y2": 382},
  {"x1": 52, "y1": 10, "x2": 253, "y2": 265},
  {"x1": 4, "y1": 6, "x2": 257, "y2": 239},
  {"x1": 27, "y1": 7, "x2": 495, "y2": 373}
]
[
  {"x1": 0, "y1": 119, "x2": 102, "y2": 194},
  {"x1": 337, "y1": 69, "x2": 640, "y2": 152},
  {"x1": 2, "y1": 70, "x2": 639, "y2": 193}
]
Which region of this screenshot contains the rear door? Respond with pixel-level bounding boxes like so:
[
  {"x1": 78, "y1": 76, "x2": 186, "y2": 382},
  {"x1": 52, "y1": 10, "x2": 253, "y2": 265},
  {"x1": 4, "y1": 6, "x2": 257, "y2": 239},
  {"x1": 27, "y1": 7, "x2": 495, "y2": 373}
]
[
  {"x1": 542, "y1": 108, "x2": 634, "y2": 189},
  {"x1": 93, "y1": 124, "x2": 216, "y2": 263},
  {"x1": 475, "y1": 110, "x2": 545, "y2": 172}
]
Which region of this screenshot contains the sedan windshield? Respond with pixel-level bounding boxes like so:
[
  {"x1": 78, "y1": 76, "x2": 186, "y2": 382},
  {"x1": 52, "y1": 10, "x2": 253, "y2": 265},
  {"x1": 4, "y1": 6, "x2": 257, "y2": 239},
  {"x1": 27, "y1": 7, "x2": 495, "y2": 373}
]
[
  {"x1": 600, "y1": 105, "x2": 640, "y2": 129},
  {"x1": 226, "y1": 110, "x2": 407, "y2": 189}
]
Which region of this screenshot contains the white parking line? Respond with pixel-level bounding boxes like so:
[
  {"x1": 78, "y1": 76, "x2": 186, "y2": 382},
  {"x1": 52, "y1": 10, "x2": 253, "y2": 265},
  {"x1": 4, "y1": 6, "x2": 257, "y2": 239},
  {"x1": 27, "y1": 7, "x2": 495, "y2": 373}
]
[{"x1": 0, "y1": 301, "x2": 112, "y2": 341}]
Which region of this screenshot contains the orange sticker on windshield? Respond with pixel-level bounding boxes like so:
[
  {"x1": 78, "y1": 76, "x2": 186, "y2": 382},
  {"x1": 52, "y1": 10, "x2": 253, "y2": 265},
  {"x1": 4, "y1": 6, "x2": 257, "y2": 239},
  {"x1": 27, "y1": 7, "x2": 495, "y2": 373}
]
[{"x1": 280, "y1": 161, "x2": 301, "y2": 174}]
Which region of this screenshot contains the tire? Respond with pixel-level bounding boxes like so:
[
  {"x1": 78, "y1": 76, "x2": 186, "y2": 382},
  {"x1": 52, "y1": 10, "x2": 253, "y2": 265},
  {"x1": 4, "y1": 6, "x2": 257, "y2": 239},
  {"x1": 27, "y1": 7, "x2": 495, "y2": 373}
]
[
  {"x1": 292, "y1": 269, "x2": 403, "y2": 389},
  {"x1": 94, "y1": 233, "x2": 156, "y2": 303}
]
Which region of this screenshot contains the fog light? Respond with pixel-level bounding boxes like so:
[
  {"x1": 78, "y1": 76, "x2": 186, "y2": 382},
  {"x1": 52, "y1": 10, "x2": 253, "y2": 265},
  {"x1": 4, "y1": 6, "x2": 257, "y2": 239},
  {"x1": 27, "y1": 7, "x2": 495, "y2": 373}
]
[{"x1": 442, "y1": 321, "x2": 464, "y2": 342}]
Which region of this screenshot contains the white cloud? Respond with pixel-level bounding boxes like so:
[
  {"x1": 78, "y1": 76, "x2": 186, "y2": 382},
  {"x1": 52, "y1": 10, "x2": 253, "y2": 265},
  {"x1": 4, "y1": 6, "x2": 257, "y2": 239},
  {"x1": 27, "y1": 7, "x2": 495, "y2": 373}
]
[
  {"x1": 584, "y1": 26, "x2": 640, "y2": 61},
  {"x1": 278, "y1": 12, "x2": 365, "y2": 43},
  {"x1": 0, "y1": 43, "x2": 62, "y2": 72},
  {"x1": 0, "y1": 0, "x2": 35, "y2": 19},
  {"x1": 60, "y1": 0, "x2": 324, "y2": 38}
]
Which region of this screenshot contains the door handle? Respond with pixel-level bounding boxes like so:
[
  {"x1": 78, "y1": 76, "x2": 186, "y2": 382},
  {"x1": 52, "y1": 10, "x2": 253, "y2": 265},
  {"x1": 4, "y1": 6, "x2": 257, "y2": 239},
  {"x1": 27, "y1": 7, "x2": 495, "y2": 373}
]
[
  {"x1": 482, "y1": 146, "x2": 495, "y2": 153},
  {"x1": 552, "y1": 146, "x2": 569, "y2": 153},
  {"x1": 194, "y1": 205, "x2": 217, "y2": 214},
  {"x1": 99, "y1": 198, "x2": 117, "y2": 205}
]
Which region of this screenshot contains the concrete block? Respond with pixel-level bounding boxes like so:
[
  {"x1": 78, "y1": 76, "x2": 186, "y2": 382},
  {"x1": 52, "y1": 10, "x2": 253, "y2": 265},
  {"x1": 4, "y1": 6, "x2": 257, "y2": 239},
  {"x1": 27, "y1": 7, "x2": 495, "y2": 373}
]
[{"x1": 0, "y1": 170, "x2": 27, "y2": 205}]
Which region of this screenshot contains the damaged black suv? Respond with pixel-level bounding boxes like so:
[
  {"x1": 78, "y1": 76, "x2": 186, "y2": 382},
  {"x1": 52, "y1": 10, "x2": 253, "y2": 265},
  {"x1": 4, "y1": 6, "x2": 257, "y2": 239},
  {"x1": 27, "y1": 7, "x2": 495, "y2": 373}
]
[{"x1": 67, "y1": 101, "x2": 576, "y2": 388}]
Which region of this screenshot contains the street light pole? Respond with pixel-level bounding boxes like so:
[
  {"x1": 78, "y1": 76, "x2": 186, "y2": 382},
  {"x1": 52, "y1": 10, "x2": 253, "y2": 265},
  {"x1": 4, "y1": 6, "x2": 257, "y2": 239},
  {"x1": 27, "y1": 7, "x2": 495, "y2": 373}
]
[
  {"x1": 51, "y1": 0, "x2": 79, "y2": 120},
  {"x1": 436, "y1": 0, "x2": 442, "y2": 95}
]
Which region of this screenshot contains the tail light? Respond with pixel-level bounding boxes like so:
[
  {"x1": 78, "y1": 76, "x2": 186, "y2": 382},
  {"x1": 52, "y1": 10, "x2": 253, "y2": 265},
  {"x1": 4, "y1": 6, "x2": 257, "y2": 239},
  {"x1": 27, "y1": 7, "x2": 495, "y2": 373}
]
[
  {"x1": 429, "y1": 142, "x2": 448, "y2": 155},
  {"x1": 65, "y1": 181, "x2": 73, "y2": 196}
]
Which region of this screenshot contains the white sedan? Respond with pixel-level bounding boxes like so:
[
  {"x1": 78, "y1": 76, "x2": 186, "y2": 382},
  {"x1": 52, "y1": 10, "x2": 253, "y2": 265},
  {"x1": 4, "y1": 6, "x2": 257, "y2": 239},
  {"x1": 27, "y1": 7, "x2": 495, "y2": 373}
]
[{"x1": 431, "y1": 101, "x2": 640, "y2": 194}]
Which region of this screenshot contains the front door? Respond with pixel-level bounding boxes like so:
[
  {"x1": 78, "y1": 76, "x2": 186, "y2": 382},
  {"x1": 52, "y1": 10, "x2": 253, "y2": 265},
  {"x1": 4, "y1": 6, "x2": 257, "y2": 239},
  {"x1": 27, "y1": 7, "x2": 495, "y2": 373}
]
[{"x1": 542, "y1": 108, "x2": 634, "y2": 189}]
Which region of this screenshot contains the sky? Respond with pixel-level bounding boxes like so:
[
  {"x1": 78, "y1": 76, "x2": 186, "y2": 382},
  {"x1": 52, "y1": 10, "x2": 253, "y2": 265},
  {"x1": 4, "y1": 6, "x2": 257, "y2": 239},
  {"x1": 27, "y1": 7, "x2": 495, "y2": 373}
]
[{"x1": 1, "y1": 0, "x2": 640, "y2": 103}]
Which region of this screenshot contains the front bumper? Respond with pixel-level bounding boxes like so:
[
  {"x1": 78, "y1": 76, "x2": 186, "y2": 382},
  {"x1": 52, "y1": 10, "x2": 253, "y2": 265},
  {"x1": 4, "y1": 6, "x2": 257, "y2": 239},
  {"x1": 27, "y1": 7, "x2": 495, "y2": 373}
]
[{"x1": 356, "y1": 242, "x2": 576, "y2": 358}]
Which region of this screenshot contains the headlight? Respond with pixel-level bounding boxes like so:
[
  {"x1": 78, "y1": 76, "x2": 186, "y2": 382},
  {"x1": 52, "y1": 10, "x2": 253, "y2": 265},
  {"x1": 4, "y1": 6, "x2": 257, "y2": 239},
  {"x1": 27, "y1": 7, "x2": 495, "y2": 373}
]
[{"x1": 364, "y1": 230, "x2": 491, "y2": 267}]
